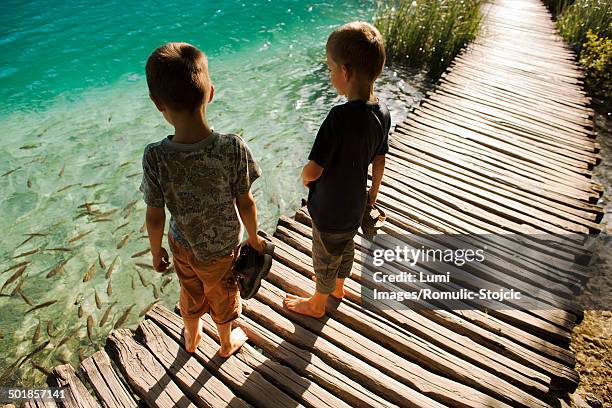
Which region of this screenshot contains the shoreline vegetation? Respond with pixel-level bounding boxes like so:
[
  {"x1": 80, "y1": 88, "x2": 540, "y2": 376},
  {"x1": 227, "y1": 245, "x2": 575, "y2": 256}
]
[
  {"x1": 543, "y1": 0, "x2": 611, "y2": 104},
  {"x1": 374, "y1": 0, "x2": 483, "y2": 79}
]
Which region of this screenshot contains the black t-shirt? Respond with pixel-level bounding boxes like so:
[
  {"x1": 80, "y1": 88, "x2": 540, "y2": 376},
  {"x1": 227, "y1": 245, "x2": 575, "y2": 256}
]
[{"x1": 307, "y1": 99, "x2": 391, "y2": 233}]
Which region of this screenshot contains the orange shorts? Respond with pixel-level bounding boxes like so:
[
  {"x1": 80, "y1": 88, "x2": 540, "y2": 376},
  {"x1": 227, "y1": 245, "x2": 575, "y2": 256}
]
[{"x1": 168, "y1": 233, "x2": 241, "y2": 325}]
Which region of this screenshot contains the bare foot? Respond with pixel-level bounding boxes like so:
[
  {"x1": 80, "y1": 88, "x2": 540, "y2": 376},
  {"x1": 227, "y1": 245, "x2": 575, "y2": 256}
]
[
  {"x1": 311, "y1": 276, "x2": 345, "y2": 300},
  {"x1": 283, "y1": 293, "x2": 326, "y2": 318},
  {"x1": 184, "y1": 330, "x2": 201, "y2": 353},
  {"x1": 219, "y1": 327, "x2": 247, "y2": 358}
]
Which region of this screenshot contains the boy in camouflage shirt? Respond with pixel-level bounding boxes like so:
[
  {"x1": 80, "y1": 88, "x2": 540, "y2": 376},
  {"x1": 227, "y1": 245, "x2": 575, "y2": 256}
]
[{"x1": 140, "y1": 42, "x2": 264, "y2": 356}]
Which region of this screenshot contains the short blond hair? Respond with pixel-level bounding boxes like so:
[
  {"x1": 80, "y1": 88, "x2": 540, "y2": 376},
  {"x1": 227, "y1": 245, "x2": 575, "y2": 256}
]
[
  {"x1": 326, "y1": 21, "x2": 386, "y2": 81},
  {"x1": 145, "y1": 42, "x2": 211, "y2": 112}
]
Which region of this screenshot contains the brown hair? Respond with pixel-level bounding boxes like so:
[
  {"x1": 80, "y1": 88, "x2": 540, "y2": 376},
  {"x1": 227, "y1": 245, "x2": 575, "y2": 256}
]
[
  {"x1": 145, "y1": 42, "x2": 211, "y2": 112},
  {"x1": 326, "y1": 21, "x2": 386, "y2": 81}
]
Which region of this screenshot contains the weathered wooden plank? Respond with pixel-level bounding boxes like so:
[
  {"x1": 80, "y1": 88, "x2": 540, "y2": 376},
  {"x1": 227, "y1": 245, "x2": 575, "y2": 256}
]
[
  {"x1": 267, "y1": 258, "x2": 552, "y2": 407},
  {"x1": 240, "y1": 296, "x2": 455, "y2": 408},
  {"x1": 387, "y1": 143, "x2": 601, "y2": 226},
  {"x1": 106, "y1": 329, "x2": 196, "y2": 408},
  {"x1": 279, "y1": 215, "x2": 577, "y2": 341},
  {"x1": 79, "y1": 351, "x2": 138, "y2": 408},
  {"x1": 46, "y1": 364, "x2": 99, "y2": 408},
  {"x1": 269, "y1": 223, "x2": 577, "y2": 387},
  {"x1": 23, "y1": 399, "x2": 57, "y2": 408},
  {"x1": 251, "y1": 278, "x2": 511, "y2": 408},
  {"x1": 144, "y1": 305, "x2": 302, "y2": 408},
  {"x1": 136, "y1": 320, "x2": 251, "y2": 408},
  {"x1": 197, "y1": 314, "x2": 352, "y2": 408},
  {"x1": 394, "y1": 123, "x2": 600, "y2": 200}
]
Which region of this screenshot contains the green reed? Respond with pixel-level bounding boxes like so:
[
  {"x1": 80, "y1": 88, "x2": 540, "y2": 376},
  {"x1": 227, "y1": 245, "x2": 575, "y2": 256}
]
[{"x1": 374, "y1": 0, "x2": 483, "y2": 79}]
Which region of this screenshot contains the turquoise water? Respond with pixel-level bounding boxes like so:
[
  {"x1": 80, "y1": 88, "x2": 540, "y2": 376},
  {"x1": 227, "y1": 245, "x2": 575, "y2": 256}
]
[{"x1": 0, "y1": 0, "x2": 428, "y2": 385}]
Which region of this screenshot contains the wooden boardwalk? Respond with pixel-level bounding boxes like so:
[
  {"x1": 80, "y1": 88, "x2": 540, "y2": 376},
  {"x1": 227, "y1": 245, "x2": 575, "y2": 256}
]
[{"x1": 36, "y1": 0, "x2": 603, "y2": 407}]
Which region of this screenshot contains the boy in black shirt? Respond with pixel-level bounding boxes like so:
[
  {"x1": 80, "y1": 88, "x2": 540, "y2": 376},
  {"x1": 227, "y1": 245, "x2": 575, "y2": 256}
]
[{"x1": 284, "y1": 21, "x2": 390, "y2": 318}]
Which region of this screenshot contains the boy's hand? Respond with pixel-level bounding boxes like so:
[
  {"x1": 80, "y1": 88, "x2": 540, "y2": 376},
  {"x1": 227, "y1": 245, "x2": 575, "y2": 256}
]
[
  {"x1": 152, "y1": 247, "x2": 170, "y2": 272},
  {"x1": 247, "y1": 234, "x2": 265, "y2": 254}
]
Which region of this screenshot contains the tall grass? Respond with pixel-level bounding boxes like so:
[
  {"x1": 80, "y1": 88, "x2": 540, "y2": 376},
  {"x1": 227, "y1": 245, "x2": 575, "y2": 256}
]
[
  {"x1": 543, "y1": 0, "x2": 611, "y2": 100},
  {"x1": 374, "y1": 0, "x2": 483, "y2": 79},
  {"x1": 555, "y1": 0, "x2": 611, "y2": 54}
]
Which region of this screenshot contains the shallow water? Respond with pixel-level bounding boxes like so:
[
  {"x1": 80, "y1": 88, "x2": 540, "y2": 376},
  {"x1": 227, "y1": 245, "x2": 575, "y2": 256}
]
[{"x1": 0, "y1": 0, "x2": 429, "y2": 385}]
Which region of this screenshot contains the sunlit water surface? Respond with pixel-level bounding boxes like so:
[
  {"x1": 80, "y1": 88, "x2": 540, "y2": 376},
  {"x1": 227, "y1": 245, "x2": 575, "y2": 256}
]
[{"x1": 0, "y1": 0, "x2": 430, "y2": 385}]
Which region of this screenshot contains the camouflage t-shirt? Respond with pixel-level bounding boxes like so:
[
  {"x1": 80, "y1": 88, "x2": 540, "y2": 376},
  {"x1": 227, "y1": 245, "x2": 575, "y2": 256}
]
[{"x1": 139, "y1": 132, "x2": 261, "y2": 260}]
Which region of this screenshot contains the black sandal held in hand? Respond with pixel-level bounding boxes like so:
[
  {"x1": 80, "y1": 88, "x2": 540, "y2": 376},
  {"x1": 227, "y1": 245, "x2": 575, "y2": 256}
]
[
  {"x1": 233, "y1": 241, "x2": 274, "y2": 299},
  {"x1": 361, "y1": 203, "x2": 386, "y2": 237}
]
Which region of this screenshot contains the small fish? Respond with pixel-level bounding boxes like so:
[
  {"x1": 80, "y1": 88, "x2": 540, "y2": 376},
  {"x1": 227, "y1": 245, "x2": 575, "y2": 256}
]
[
  {"x1": 126, "y1": 172, "x2": 141, "y2": 178},
  {"x1": 74, "y1": 293, "x2": 83, "y2": 305},
  {"x1": 1, "y1": 261, "x2": 29, "y2": 275},
  {"x1": 25, "y1": 233, "x2": 47, "y2": 237},
  {"x1": 152, "y1": 283, "x2": 160, "y2": 299},
  {"x1": 27, "y1": 179, "x2": 32, "y2": 188},
  {"x1": 113, "y1": 222, "x2": 129, "y2": 233},
  {"x1": 131, "y1": 248, "x2": 150, "y2": 258},
  {"x1": 46, "y1": 259, "x2": 69, "y2": 278},
  {"x1": 78, "y1": 304, "x2": 84, "y2": 319},
  {"x1": 94, "y1": 290, "x2": 102, "y2": 310},
  {"x1": 93, "y1": 161, "x2": 111, "y2": 169},
  {"x1": 135, "y1": 262, "x2": 154, "y2": 271},
  {"x1": 56, "y1": 183, "x2": 81, "y2": 193},
  {"x1": 108, "y1": 115, "x2": 112, "y2": 123},
  {"x1": 139, "y1": 300, "x2": 161, "y2": 317},
  {"x1": 123, "y1": 206, "x2": 133, "y2": 219},
  {"x1": 131, "y1": 276, "x2": 135, "y2": 290},
  {"x1": 99, "y1": 303, "x2": 115, "y2": 327},
  {"x1": 105, "y1": 256, "x2": 118, "y2": 279},
  {"x1": 114, "y1": 306, "x2": 134, "y2": 329},
  {"x1": 1, "y1": 166, "x2": 21, "y2": 177},
  {"x1": 58, "y1": 165, "x2": 65, "y2": 177},
  {"x1": 106, "y1": 278, "x2": 112, "y2": 296},
  {"x1": 17, "y1": 340, "x2": 50, "y2": 368},
  {"x1": 10, "y1": 277, "x2": 24, "y2": 296},
  {"x1": 82, "y1": 183, "x2": 102, "y2": 189},
  {"x1": 122, "y1": 199, "x2": 138, "y2": 213},
  {"x1": 0, "y1": 329, "x2": 3, "y2": 339},
  {"x1": 15, "y1": 235, "x2": 35, "y2": 249},
  {"x1": 32, "y1": 321, "x2": 41, "y2": 343},
  {"x1": 18, "y1": 289, "x2": 33, "y2": 306},
  {"x1": 46, "y1": 320, "x2": 55, "y2": 337},
  {"x1": 139, "y1": 222, "x2": 147, "y2": 233},
  {"x1": 119, "y1": 161, "x2": 132, "y2": 168},
  {"x1": 1, "y1": 265, "x2": 27, "y2": 292},
  {"x1": 12, "y1": 248, "x2": 40, "y2": 259},
  {"x1": 68, "y1": 230, "x2": 92, "y2": 243},
  {"x1": 92, "y1": 218, "x2": 112, "y2": 223},
  {"x1": 160, "y1": 276, "x2": 172, "y2": 293},
  {"x1": 31, "y1": 360, "x2": 52, "y2": 376},
  {"x1": 86, "y1": 315, "x2": 94, "y2": 342},
  {"x1": 117, "y1": 232, "x2": 132, "y2": 249},
  {"x1": 137, "y1": 269, "x2": 149, "y2": 287},
  {"x1": 46, "y1": 247, "x2": 72, "y2": 252},
  {"x1": 25, "y1": 300, "x2": 57, "y2": 314},
  {"x1": 20, "y1": 143, "x2": 40, "y2": 150},
  {"x1": 82, "y1": 262, "x2": 97, "y2": 282},
  {"x1": 98, "y1": 253, "x2": 106, "y2": 269}
]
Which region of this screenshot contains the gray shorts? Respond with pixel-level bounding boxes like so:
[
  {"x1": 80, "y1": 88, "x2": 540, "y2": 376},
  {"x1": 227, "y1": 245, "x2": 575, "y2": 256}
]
[{"x1": 312, "y1": 224, "x2": 358, "y2": 295}]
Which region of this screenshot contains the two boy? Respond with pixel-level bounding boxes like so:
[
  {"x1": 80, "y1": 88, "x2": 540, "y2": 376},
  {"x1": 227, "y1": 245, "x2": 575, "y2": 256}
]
[{"x1": 140, "y1": 21, "x2": 388, "y2": 355}]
